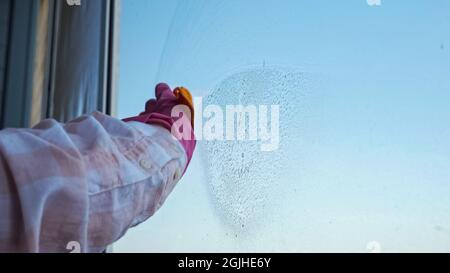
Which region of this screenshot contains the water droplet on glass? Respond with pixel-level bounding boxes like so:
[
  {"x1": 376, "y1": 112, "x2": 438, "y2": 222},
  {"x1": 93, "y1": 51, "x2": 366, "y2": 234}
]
[{"x1": 202, "y1": 67, "x2": 312, "y2": 234}]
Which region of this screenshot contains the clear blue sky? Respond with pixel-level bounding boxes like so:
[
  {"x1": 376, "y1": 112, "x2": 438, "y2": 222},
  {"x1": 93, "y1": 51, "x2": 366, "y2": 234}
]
[{"x1": 116, "y1": 0, "x2": 450, "y2": 252}]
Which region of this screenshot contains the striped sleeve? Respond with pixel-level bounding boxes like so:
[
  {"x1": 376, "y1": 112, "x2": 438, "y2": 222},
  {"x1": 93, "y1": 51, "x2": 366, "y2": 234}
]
[{"x1": 0, "y1": 112, "x2": 187, "y2": 253}]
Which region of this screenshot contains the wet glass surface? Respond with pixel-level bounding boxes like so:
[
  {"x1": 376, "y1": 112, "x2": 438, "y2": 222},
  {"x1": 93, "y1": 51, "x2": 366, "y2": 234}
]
[{"x1": 115, "y1": 0, "x2": 450, "y2": 252}]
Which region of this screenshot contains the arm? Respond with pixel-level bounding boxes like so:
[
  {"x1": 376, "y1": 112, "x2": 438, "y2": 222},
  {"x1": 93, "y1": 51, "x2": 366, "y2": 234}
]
[{"x1": 0, "y1": 111, "x2": 188, "y2": 253}]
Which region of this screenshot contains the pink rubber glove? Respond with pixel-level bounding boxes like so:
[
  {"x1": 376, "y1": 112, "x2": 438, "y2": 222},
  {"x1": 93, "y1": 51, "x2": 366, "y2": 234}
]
[{"x1": 123, "y1": 83, "x2": 196, "y2": 170}]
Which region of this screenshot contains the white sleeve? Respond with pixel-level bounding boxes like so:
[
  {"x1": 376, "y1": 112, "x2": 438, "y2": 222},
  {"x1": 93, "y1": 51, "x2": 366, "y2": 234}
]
[{"x1": 0, "y1": 112, "x2": 187, "y2": 253}]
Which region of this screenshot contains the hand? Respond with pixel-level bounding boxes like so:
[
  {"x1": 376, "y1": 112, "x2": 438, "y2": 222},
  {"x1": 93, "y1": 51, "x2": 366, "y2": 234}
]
[
  {"x1": 123, "y1": 83, "x2": 196, "y2": 169},
  {"x1": 143, "y1": 83, "x2": 195, "y2": 128}
]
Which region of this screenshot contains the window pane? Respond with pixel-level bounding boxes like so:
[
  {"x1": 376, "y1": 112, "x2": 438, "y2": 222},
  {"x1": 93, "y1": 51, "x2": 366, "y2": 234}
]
[{"x1": 115, "y1": 0, "x2": 450, "y2": 252}]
